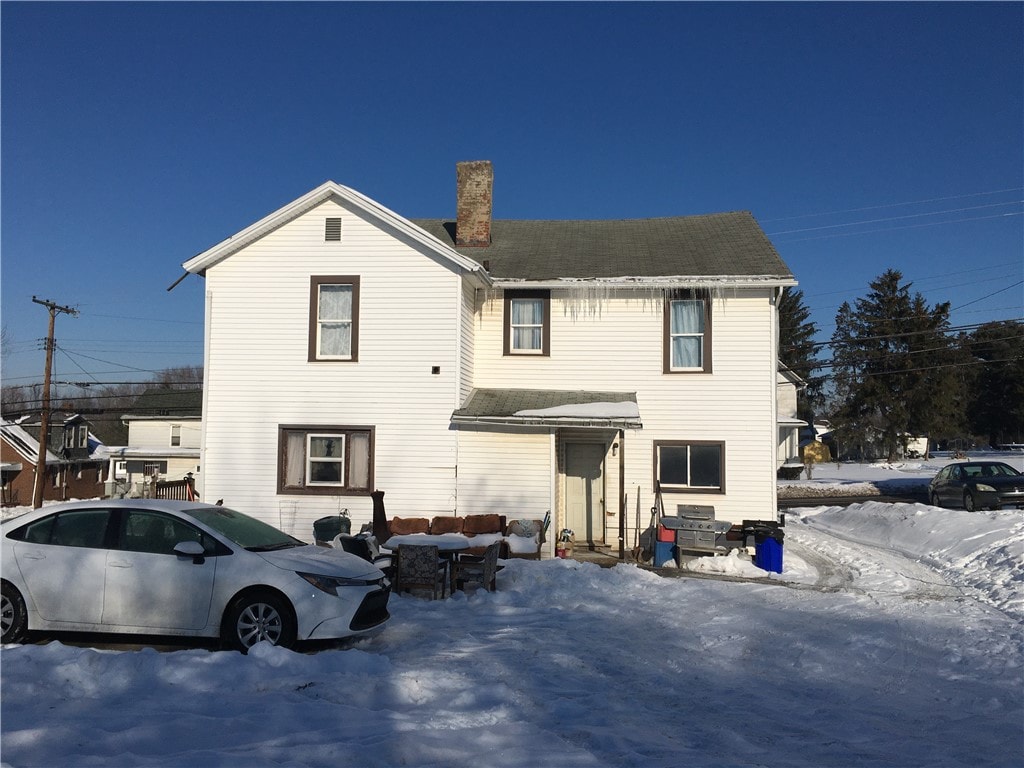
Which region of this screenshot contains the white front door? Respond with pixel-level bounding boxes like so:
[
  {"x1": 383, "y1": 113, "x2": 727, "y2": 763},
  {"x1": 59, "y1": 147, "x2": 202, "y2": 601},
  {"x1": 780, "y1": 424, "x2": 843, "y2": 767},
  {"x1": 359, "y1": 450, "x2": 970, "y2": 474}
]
[{"x1": 565, "y1": 443, "x2": 605, "y2": 544}]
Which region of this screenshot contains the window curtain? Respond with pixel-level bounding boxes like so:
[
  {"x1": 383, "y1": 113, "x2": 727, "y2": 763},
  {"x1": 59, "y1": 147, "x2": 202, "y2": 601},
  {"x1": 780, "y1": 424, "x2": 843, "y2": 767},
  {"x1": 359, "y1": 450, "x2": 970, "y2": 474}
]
[
  {"x1": 319, "y1": 285, "x2": 353, "y2": 357},
  {"x1": 284, "y1": 432, "x2": 306, "y2": 487},
  {"x1": 348, "y1": 432, "x2": 370, "y2": 489},
  {"x1": 671, "y1": 300, "x2": 704, "y2": 368},
  {"x1": 511, "y1": 298, "x2": 543, "y2": 350}
]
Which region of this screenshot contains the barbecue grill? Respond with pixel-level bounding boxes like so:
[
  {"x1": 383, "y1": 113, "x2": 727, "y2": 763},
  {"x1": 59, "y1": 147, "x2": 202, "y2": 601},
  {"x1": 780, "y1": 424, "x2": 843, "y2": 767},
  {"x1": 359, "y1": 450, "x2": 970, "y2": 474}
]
[{"x1": 660, "y1": 504, "x2": 731, "y2": 553}]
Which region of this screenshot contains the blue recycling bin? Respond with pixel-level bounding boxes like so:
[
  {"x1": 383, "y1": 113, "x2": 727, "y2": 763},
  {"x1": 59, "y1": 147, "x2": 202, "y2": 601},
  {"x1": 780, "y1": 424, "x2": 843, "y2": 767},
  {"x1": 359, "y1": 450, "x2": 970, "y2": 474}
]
[
  {"x1": 654, "y1": 541, "x2": 676, "y2": 567},
  {"x1": 754, "y1": 536, "x2": 783, "y2": 573}
]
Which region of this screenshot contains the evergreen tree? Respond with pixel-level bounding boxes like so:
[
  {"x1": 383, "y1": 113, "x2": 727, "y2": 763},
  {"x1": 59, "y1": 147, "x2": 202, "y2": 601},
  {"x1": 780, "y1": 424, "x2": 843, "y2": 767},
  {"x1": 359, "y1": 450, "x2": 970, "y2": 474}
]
[
  {"x1": 829, "y1": 269, "x2": 960, "y2": 461},
  {"x1": 966, "y1": 320, "x2": 1024, "y2": 447},
  {"x1": 777, "y1": 287, "x2": 823, "y2": 420}
]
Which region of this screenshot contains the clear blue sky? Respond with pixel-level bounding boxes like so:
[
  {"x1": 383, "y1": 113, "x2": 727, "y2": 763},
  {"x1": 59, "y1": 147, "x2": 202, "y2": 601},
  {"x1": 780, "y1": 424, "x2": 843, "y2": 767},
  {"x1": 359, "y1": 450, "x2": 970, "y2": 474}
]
[{"x1": 2, "y1": 2, "x2": 1021, "y2": 388}]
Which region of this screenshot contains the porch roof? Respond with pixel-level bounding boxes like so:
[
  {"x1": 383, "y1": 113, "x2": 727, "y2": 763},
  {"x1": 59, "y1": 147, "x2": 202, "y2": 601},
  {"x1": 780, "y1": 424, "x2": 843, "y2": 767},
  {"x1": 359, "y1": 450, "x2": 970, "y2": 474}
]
[{"x1": 452, "y1": 388, "x2": 642, "y2": 429}]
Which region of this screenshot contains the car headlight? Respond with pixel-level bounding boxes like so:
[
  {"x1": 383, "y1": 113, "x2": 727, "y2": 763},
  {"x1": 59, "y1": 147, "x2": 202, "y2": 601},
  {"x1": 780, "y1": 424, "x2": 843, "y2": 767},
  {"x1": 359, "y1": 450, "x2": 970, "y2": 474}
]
[
  {"x1": 298, "y1": 572, "x2": 385, "y2": 596},
  {"x1": 975, "y1": 483, "x2": 997, "y2": 492}
]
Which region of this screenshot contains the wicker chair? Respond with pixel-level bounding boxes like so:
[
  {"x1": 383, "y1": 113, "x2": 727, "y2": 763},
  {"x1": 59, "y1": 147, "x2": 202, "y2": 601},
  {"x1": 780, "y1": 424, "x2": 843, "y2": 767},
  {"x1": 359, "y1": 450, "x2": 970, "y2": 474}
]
[
  {"x1": 395, "y1": 544, "x2": 449, "y2": 599},
  {"x1": 452, "y1": 541, "x2": 501, "y2": 592}
]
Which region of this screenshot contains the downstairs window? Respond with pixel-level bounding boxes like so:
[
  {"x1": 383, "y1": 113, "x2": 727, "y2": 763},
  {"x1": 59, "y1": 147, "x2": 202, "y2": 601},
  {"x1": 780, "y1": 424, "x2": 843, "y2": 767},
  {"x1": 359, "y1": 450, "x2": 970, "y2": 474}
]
[{"x1": 278, "y1": 426, "x2": 374, "y2": 495}]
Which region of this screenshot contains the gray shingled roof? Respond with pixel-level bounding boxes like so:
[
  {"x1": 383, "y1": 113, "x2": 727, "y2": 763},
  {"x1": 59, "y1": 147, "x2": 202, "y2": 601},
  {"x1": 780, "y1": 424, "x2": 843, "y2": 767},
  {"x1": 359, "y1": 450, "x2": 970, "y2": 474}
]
[
  {"x1": 411, "y1": 212, "x2": 792, "y2": 281},
  {"x1": 453, "y1": 389, "x2": 641, "y2": 429},
  {"x1": 122, "y1": 389, "x2": 203, "y2": 419}
]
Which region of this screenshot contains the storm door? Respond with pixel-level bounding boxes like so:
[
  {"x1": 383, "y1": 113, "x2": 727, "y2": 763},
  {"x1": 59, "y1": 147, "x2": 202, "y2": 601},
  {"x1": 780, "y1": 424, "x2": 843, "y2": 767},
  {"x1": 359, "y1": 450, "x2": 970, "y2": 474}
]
[{"x1": 564, "y1": 443, "x2": 606, "y2": 545}]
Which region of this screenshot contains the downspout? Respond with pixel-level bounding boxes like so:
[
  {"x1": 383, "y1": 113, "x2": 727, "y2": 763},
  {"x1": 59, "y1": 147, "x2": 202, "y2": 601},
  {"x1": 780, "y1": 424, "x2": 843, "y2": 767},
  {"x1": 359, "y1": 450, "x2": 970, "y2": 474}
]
[
  {"x1": 770, "y1": 287, "x2": 782, "y2": 522},
  {"x1": 618, "y1": 428, "x2": 625, "y2": 560}
]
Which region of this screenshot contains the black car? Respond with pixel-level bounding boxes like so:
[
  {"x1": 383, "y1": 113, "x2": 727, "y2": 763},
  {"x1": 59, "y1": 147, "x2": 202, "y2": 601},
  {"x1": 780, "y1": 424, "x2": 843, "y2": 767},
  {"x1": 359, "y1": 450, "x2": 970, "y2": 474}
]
[{"x1": 928, "y1": 461, "x2": 1024, "y2": 511}]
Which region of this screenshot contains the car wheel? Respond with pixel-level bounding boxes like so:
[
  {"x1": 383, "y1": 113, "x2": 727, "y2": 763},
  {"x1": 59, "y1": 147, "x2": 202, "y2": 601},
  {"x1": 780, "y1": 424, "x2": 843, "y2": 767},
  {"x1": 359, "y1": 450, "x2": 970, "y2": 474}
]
[
  {"x1": 222, "y1": 590, "x2": 296, "y2": 652},
  {"x1": 929, "y1": 491, "x2": 942, "y2": 508},
  {"x1": 1, "y1": 582, "x2": 28, "y2": 644},
  {"x1": 963, "y1": 491, "x2": 976, "y2": 513}
]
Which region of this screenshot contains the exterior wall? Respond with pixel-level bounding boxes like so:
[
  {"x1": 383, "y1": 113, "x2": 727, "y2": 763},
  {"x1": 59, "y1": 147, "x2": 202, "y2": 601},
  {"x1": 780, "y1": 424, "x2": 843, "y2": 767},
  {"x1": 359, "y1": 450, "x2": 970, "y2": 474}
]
[
  {"x1": 777, "y1": 380, "x2": 799, "y2": 420},
  {"x1": 470, "y1": 287, "x2": 779, "y2": 530},
  {"x1": 459, "y1": 286, "x2": 476, "y2": 404},
  {"x1": 127, "y1": 420, "x2": 201, "y2": 450},
  {"x1": 456, "y1": 427, "x2": 553, "y2": 518},
  {"x1": 199, "y1": 198, "x2": 466, "y2": 539}
]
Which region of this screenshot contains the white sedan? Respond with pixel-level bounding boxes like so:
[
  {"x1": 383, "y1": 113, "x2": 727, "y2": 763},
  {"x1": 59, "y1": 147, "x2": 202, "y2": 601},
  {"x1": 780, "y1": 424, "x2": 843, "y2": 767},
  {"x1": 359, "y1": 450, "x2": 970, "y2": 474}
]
[{"x1": 1, "y1": 500, "x2": 390, "y2": 651}]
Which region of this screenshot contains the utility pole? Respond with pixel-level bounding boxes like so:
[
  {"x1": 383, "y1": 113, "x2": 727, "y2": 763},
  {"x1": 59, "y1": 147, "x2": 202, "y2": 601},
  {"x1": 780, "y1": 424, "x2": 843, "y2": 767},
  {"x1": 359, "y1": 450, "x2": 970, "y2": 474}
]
[{"x1": 31, "y1": 297, "x2": 78, "y2": 509}]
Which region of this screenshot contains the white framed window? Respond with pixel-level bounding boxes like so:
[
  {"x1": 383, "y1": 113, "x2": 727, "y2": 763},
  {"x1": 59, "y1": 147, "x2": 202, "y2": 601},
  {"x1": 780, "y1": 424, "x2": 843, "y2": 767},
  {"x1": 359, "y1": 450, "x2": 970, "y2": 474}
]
[
  {"x1": 170, "y1": 425, "x2": 181, "y2": 447},
  {"x1": 504, "y1": 290, "x2": 550, "y2": 356},
  {"x1": 279, "y1": 426, "x2": 373, "y2": 495},
  {"x1": 655, "y1": 441, "x2": 724, "y2": 492},
  {"x1": 309, "y1": 276, "x2": 359, "y2": 361},
  {"x1": 665, "y1": 293, "x2": 711, "y2": 373}
]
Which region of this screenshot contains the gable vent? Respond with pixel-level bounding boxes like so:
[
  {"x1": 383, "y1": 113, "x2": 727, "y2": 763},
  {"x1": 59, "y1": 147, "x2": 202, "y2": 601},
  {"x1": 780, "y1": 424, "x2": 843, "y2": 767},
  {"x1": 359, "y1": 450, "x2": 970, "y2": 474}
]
[{"x1": 325, "y1": 217, "x2": 342, "y2": 242}]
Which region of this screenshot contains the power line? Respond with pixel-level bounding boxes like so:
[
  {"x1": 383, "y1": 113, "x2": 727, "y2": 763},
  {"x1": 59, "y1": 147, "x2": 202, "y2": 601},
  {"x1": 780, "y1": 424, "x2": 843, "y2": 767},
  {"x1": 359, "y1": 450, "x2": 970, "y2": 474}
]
[
  {"x1": 772, "y1": 211, "x2": 1024, "y2": 244},
  {"x1": 760, "y1": 187, "x2": 1024, "y2": 223},
  {"x1": 767, "y1": 201, "x2": 1023, "y2": 236},
  {"x1": 950, "y1": 281, "x2": 1024, "y2": 312}
]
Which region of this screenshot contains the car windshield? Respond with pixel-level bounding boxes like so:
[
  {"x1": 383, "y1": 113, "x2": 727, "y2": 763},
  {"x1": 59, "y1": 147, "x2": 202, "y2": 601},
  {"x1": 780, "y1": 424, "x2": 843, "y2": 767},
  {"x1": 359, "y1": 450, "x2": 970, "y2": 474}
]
[{"x1": 188, "y1": 506, "x2": 305, "y2": 551}]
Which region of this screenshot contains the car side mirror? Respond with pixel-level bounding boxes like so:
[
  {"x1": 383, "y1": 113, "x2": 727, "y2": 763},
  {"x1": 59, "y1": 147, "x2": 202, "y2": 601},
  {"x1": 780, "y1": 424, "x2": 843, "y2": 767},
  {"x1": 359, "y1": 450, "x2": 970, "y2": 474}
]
[{"x1": 174, "y1": 540, "x2": 206, "y2": 564}]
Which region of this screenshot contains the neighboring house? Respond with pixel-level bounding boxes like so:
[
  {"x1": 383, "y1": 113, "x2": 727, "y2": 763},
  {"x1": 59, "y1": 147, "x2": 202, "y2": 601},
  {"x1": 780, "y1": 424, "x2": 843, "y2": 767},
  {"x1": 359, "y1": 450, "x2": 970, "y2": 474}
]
[
  {"x1": 104, "y1": 389, "x2": 203, "y2": 498},
  {"x1": 181, "y1": 162, "x2": 796, "y2": 552},
  {"x1": 777, "y1": 364, "x2": 808, "y2": 471},
  {"x1": 0, "y1": 413, "x2": 107, "y2": 505}
]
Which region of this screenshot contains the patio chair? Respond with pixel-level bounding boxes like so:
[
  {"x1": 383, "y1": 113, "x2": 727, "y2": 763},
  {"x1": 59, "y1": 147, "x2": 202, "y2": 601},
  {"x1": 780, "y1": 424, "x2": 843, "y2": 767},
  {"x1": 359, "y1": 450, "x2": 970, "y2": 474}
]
[
  {"x1": 395, "y1": 544, "x2": 449, "y2": 599},
  {"x1": 452, "y1": 541, "x2": 501, "y2": 592},
  {"x1": 332, "y1": 533, "x2": 394, "y2": 578}
]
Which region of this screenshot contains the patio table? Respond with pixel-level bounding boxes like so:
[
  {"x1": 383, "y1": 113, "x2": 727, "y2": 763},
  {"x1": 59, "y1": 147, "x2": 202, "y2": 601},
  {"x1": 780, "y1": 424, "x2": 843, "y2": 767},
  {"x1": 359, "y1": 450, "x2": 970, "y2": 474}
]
[{"x1": 382, "y1": 533, "x2": 472, "y2": 552}]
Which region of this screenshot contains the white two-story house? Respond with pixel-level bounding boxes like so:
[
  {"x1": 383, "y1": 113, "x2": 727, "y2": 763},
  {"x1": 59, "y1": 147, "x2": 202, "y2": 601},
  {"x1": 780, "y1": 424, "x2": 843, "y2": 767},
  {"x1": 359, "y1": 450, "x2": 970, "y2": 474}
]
[{"x1": 182, "y1": 162, "x2": 796, "y2": 554}]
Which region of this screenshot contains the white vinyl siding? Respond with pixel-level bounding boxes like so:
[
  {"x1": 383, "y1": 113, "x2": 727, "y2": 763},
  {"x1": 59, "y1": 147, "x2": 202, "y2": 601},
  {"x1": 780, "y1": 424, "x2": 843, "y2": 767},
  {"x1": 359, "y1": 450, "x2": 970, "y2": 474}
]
[
  {"x1": 456, "y1": 429, "x2": 553, "y2": 518},
  {"x1": 199, "y1": 198, "x2": 464, "y2": 538},
  {"x1": 128, "y1": 420, "x2": 202, "y2": 450}
]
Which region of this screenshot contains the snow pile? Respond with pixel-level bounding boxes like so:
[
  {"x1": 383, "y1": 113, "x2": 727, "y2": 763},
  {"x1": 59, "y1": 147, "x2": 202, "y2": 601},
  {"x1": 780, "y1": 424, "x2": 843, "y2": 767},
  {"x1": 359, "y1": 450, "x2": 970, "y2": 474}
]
[{"x1": 3, "y1": 496, "x2": 1023, "y2": 767}]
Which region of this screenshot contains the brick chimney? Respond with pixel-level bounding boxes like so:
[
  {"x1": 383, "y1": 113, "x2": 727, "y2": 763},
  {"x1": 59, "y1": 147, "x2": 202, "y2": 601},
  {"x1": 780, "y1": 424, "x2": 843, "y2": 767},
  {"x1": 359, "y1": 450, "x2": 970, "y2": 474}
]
[{"x1": 455, "y1": 160, "x2": 493, "y2": 247}]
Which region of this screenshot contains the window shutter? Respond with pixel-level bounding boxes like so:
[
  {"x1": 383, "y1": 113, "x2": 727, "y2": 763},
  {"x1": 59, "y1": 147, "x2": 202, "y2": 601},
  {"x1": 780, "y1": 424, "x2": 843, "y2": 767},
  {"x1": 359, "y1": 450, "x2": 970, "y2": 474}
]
[{"x1": 325, "y1": 217, "x2": 342, "y2": 242}]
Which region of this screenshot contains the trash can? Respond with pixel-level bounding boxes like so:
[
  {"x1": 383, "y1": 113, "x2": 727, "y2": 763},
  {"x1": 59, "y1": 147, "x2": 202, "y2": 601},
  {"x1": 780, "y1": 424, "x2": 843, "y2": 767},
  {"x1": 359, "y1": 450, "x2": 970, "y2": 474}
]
[
  {"x1": 314, "y1": 515, "x2": 351, "y2": 544},
  {"x1": 654, "y1": 540, "x2": 676, "y2": 567},
  {"x1": 752, "y1": 528, "x2": 784, "y2": 573}
]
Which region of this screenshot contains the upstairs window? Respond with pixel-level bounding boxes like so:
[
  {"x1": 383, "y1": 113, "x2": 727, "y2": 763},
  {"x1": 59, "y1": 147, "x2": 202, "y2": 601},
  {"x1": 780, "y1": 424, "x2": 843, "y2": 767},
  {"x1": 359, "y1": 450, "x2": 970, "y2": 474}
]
[
  {"x1": 170, "y1": 425, "x2": 181, "y2": 447},
  {"x1": 504, "y1": 290, "x2": 550, "y2": 356},
  {"x1": 665, "y1": 292, "x2": 712, "y2": 373},
  {"x1": 309, "y1": 276, "x2": 359, "y2": 362},
  {"x1": 279, "y1": 426, "x2": 374, "y2": 495}
]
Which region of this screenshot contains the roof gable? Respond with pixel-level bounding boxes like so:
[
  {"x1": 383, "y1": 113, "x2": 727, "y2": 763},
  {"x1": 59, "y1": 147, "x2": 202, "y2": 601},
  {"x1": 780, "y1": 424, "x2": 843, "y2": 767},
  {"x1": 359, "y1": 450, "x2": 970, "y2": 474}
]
[{"x1": 183, "y1": 181, "x2": 490, "y2": 284}]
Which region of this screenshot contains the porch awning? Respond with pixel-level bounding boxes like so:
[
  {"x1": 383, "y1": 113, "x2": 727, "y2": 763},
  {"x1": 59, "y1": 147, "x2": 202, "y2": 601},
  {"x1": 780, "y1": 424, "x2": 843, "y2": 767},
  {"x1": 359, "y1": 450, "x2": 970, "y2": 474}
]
[{"x1": 452, "y1": 388, "x2": 642, "y2": 429}]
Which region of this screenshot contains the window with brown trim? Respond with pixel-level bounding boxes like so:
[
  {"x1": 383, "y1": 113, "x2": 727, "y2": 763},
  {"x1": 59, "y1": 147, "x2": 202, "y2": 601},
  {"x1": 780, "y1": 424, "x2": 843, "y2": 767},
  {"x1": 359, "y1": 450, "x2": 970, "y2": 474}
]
[
  {"x1": 503, "y1": 289, "x2": 550, "y2": 356},
  {"x1": 654, "y1": 440, "x2": 725, "y2": 493},
  {"x1": 664, "y1": 291, "x2": 712, "y2": 373},
  {"x1": 278, "y1": 425, "x2": 374, "y2": 495},
  {"x1": 309, "y1": 276, "x2": 359, "y2": 362}
]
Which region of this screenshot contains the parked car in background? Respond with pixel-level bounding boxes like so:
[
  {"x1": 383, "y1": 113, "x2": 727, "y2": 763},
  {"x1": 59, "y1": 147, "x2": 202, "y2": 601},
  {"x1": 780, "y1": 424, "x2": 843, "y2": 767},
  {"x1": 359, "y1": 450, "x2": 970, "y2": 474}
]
[
  {"x1": 928, "y1": 462, "x2": 1024, "y2": 512},
  {"x1": 1, "y1": 500, "x2": 390, "y2": 650}
]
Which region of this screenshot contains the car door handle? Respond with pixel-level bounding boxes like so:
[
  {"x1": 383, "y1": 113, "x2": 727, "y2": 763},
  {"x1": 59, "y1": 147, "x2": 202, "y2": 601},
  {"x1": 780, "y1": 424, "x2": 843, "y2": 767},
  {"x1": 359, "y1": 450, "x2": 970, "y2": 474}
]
[
  {"x1": 108, "y1": 560, "x2": 133, "y2": 568},
  {"x1": 21, "y1": 552, "x2": 45, "y2": 561}
]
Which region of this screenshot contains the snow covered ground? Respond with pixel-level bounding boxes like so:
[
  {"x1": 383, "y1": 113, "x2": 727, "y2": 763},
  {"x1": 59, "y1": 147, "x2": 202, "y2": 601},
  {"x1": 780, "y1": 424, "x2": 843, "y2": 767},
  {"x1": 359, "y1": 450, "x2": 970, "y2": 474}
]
[{"x1": 2, "y1": 454, "x2": 1022, "y2": 767}]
